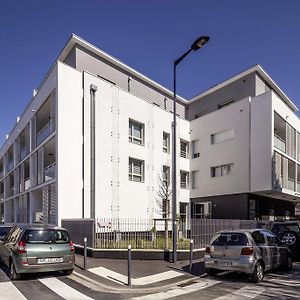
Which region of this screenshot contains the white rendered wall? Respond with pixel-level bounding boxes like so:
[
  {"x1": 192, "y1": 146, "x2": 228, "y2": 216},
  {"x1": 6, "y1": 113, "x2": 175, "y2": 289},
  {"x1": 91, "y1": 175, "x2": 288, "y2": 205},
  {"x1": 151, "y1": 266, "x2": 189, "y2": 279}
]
[
  {"x1": 190, "y1": 98, "x2": 251, "y2": 198},
  {"x1": 56, "y1": 62, "x2": 83, "y2": 224},
  {"x1": 83, "y1": 72, "x2": 190, "y2": 220},
  {"x1": 250, "y1": 92, "x2": 273, "y2": 192}
]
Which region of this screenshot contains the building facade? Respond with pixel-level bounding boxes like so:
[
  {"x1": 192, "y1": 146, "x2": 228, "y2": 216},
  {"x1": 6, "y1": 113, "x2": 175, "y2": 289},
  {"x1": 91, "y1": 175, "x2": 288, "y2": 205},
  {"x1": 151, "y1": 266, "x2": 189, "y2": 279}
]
[{"x1": 0, "y1": 35, "x2": 299, "y2": 225}]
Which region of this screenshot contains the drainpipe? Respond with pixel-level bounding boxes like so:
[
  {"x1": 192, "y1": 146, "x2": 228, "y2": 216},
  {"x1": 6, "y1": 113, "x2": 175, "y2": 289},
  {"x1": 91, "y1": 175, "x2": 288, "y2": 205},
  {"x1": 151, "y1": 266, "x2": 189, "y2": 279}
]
[
  {"x1": 90, "y1": 84, "x2": 97, "y2": 219},
  {"x1": 248, "y1": 97, "x2": 252, "y2": 219}
]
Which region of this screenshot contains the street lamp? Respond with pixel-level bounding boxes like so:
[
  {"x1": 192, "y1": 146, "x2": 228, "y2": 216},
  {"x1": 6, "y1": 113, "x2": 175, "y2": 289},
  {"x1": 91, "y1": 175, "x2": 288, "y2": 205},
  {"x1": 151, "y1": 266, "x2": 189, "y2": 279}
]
[{"x1": 172, "y1": 35, "x2": 209, "y2": 263}]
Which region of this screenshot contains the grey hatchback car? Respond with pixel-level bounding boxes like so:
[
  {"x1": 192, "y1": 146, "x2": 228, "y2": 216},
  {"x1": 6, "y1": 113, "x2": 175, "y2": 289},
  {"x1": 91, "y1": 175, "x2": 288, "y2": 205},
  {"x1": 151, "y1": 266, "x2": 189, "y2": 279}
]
[
  {"x1": 204, "y1": 229, "x2": 292, "y2": 283},
  {"x1": 0, "y1": 224, "x2": 75, "y2": 280}
]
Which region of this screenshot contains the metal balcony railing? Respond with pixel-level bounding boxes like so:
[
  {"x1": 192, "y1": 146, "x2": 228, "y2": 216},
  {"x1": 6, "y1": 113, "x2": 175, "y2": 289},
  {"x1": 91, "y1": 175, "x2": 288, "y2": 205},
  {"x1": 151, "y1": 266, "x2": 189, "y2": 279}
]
[
  {"x1": 274, "y1": 134, "x2": 286, "y2": 152},
  {"x1": 44, "y1": 162, "x2": 56, "y2": 181},
  {"x1": 180, "y1": 150, "x2": 188, "y2": 158},
  {"x1": 36, "y1": 119, "x2": 54, "y2": 145}
]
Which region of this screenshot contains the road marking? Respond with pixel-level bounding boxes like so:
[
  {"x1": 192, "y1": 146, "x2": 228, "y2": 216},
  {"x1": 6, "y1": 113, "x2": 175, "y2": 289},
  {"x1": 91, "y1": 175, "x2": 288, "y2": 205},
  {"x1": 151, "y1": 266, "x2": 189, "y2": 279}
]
[
  {"x1": 0, "y1": 282, "x2": 27, "y2": 300},
  {"x1": 88, "y1": 267, "x2": 182, "y2": 286},
  {"x1": 38, "y1": 277, "x2": 94, "y2": 300},
  {"x1": 132, "y1": 279, "x2": 220, "y2": 299},
  {"x1": 215, "y1": 285, "x2": 265, "y2": 299}
]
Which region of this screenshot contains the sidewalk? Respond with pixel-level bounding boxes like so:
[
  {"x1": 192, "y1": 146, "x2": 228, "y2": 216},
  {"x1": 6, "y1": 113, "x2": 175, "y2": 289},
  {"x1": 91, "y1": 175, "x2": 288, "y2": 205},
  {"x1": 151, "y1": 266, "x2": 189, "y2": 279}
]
[{"x1": 73, "y1": 254, "x2": 206, "y2": 292}]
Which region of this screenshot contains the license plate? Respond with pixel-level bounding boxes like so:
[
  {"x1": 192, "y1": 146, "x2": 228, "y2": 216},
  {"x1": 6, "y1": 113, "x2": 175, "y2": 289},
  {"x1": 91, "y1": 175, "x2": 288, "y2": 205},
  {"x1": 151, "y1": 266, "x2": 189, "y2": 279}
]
[{"x1": 38, "y1": 257, "x2": 63, "y2": 264}]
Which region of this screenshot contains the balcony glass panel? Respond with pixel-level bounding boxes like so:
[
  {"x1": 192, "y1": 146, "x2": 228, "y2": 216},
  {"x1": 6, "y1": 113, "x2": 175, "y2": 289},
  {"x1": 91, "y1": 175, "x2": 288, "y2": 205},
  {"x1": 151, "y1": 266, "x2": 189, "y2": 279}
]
[
  {"x1": 7, "y1": 161, "x2": 14, "y2": 172},
  {"x1": 44, "y1": 163, "x2": 56, "y2": 181},
  {"x1": 24, "y1": 178, "x2": 31, "y2": 191},
  {"x1": 20, "y1": 148, "x2": 27, "y2": 161},
  {"x1": 297, "y1": 182, "x2": 300, "y2": 193},
  {"x1": 36, "y1": 119, "x2": 54, "y2": 145},
  {"x1": 288, "y1": 179, "x2": 295, "y2": 191},
  {"x1": 274, "y1": 134, "x2": 286, "y2": 152}
]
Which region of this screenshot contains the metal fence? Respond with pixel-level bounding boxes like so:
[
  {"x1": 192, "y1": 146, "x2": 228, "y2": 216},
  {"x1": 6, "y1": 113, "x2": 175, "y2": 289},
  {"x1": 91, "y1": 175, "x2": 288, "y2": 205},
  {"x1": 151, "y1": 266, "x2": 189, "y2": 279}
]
[{"x1": 63, "y1": 218, "x2": 269, "y2": 250}]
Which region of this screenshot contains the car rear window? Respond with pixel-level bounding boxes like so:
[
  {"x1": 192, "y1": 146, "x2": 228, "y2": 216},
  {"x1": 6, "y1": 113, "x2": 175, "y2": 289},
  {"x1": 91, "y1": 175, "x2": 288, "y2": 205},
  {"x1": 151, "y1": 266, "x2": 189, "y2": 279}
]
[
  {"x1": 23, "y1": 229, "x2": 70, "y2": 244},
  {"x1": 211, "y1": 232, "x2": 249, "y2": 246},
  {"x1": 0, "y1": 227, "x2": 12, "y2": 237}
]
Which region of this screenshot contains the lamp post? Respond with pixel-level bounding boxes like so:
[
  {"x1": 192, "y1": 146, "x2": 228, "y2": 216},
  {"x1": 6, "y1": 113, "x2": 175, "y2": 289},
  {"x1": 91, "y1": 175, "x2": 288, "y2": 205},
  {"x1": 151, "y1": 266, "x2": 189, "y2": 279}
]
[{"x1": 172, "y1": 36, "x2": 209, "y2": 263}]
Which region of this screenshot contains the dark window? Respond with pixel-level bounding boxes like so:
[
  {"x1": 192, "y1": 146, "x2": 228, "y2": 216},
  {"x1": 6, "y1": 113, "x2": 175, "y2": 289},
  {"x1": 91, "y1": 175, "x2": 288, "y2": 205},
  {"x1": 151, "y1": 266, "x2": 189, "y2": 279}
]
[
  {"x1": 23, "y1": 229, "x2": 70, "y2": 244},
  {"x1": 252, "y1": 231, "x2": 266, "y2": 244},
  {"x1": 0, "y1": 226, "x2": 12, "y2": 238},
  {"x1": 262, "y1": 230, "x2": 280, "y2": 245},
  {"x1": 211, "y1": 233, "x2": 248, "y2": 246}
]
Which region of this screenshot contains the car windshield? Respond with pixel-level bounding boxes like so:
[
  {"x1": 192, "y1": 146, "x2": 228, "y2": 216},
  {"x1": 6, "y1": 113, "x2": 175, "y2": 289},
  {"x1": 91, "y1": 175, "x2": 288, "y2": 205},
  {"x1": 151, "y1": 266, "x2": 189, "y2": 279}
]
[
  {"x1": 211, "y1": 232, "x2": 249, "y2": 246},
  {"x1": 0, "y1": 227, "x2": 12, "y2": 237},
  {"x1": 23, "y1": 229, "x2": 70, "y2": 244}
]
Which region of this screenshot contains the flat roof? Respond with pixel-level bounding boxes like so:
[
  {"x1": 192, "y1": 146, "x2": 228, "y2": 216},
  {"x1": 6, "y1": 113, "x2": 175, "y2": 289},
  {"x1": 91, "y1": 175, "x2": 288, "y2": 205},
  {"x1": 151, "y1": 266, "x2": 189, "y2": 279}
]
[{"x1": 189, "y1": 64, "x2": 298, "y2": 112}]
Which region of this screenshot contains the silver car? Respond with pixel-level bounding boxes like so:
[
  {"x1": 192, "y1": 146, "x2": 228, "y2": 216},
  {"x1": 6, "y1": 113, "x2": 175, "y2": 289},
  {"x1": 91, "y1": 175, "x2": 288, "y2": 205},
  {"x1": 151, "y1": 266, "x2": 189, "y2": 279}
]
[{"x1": 204, "y1": 229, "x2": 292, "y2": 282}]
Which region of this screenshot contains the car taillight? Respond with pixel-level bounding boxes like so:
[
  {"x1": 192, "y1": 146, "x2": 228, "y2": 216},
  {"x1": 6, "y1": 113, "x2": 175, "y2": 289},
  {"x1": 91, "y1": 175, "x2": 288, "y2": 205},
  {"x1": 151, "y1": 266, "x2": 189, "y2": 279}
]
[
  {"x1": 241, "y1": 246, "x2": 255, "y2": 256},
  {"x1": 70, "y1": 241, "x2": 75, "y2": 252},
  {"x1": 17, "y1": 241, "x2": 27, "y2": 254},
  {"x1": 205, "y1": 246, "x2": 211, "y2": 254}
]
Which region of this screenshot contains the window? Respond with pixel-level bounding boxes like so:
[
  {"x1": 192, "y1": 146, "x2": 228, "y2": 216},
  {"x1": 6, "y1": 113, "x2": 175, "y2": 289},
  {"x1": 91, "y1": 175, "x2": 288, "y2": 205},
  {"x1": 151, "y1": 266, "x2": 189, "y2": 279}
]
[
  {"x1": 162, "y1": 165, "x2": 170, "y2": 184},
  {"x1": 180, "y1": 139, "x2": 189, "y2": 158},
  {"x1": 180, "y1": 170, "x2": 189, "y2": 188},
  {"x1": 192, "y1": 140, "x2": 200, "y2": 158},
  {"x1": 192, "y1": 202, "x2": 211, "y2": 219},
  {"x1": 164, "y1": 97, "x2": 167, "y2": 110},
  {"x1": 211, "y1": 163, "x2": 233, "y2": 177},
  {"x1": 179, "y1": 202, "x2": 189, "y2": 223},
  {"x1": 129, "y1": 119, "x2": 144, "y2": 145},
  {"x1": 191, "y1": 170, "x2": 199, "y2": 189},
  {"x1": 218, "y1": 99, "x2": 234, "y2": 109},
  {"x1": 163, "y1": 132, "x2": 170, "y2": 153},
  {"x1": 128, "y1": 158, "x2": 144, "y2": 182},
  {"x1": 211, "y1": 129, "x2": 235, "y2": 144}
]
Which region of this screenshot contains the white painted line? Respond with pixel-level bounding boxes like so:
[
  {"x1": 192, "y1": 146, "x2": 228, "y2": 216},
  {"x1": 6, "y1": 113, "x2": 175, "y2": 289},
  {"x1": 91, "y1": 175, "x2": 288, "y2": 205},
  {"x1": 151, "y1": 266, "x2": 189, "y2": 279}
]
[
  {"x1": 0, "y1": 282, "x2": 27, "y2": 300},
  {"x1": 215, "y1": 285, "x2": 265, "y2": 299},
  {"x1": 38, "y1": 277, "x2": 94, "y2": 300},
  {"x1": 88, "y1": 266, "x2": 128, "y2": 285},
  {"x1": 88, "y1": 267, "x2": 182, "y2": 286},
  {"x1": 133, "y1": 270, "x2": 182, "y2": 285},
  {"x1": 132, "y1": 279, "x2": 220, "y2": 299}
]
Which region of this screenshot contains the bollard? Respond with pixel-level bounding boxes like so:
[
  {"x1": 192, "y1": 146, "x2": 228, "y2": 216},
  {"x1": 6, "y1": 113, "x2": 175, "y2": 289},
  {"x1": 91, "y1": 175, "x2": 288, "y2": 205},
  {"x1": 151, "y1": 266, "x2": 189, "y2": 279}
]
[
  {"x1": 128, "y1": 244, "x2": 132, "y2": 286},
  {"x1": 189, "y1": 239, "x2": 194, "y2": 274},
  {"x1": 84, "y1": 237, "x2": 87, "y2": 270}
]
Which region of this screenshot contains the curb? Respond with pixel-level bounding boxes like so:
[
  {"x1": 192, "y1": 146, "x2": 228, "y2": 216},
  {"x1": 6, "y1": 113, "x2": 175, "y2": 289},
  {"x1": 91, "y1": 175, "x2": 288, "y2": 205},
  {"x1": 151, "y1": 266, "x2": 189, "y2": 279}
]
[{"x1": 72, "y1": 270, "x2": 205, "y2": 294}]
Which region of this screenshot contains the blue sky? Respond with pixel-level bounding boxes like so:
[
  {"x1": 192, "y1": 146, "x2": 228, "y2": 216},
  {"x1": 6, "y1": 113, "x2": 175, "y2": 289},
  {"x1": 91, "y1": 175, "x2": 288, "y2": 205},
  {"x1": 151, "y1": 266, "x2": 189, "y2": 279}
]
[{"x1": 0, "y1": 0, "x2": 300, "y2": 146}]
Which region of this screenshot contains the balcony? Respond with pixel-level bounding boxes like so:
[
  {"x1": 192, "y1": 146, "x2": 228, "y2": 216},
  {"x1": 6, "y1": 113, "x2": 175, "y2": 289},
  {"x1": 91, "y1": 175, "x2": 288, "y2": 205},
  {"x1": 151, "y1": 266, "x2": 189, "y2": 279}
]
[
  {"x1": 7, "y1": 161, "x2": 14, "y2": 172},
  {"x1": 274, "y1": 134, "x2": 286, "y2": 152},
  {"x1": 20, "y1": 148, "x2": 27, "y2": 161},
  {"x1": 37, "y1": 119, "x2": 54, "y2": 145},
  {"x1": 44, "y1": 163, "x2": 56, "y2": 181}
]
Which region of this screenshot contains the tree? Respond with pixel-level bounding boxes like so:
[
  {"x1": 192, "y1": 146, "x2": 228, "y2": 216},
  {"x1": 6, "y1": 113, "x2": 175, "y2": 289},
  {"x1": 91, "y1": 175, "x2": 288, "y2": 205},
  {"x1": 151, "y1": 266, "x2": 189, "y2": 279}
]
[{"x1": 155, "y1": 168, "x2": 171, "y2": 250}]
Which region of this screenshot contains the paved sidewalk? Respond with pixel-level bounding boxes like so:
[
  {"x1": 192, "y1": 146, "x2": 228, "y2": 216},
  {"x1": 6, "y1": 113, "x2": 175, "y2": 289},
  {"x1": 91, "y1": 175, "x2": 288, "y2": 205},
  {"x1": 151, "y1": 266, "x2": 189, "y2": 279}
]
[{"x1": 73, "y1": 254, "x2": 206, "y2": 291}]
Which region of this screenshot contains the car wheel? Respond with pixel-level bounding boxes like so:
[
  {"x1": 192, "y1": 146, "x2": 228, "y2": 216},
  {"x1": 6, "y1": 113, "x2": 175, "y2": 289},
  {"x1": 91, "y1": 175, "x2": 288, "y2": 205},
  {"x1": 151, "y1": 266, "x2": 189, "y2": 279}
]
[
  {"x1": 206, "y1": 268, "x2": 219, "y2": 277},
  {"x1": 283, "y1": 255, "x2": 293, "y2": 271},
  {"x1": 10, "y1": 262, "x2": 20, "y2": 281},
  {"x1": 251, "y1": 262, "x2": 264, "y2": 283},
  {"x1": 63, "y1": 269, "x2": 73, "y2": 276},
  {"x1": 281, "y1": 231, "x2": 297, "y2": 246}
]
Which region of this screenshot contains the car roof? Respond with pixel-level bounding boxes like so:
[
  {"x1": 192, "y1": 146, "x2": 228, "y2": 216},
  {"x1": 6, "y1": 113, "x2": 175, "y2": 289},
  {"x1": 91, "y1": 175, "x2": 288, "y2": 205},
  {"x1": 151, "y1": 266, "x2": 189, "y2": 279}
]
[
  {"x1": 12, "y1": 224, "x2": 67, "y2": 231},
  {"x1": 215, "y1": 228, "x2": 269, "y2": 234}
]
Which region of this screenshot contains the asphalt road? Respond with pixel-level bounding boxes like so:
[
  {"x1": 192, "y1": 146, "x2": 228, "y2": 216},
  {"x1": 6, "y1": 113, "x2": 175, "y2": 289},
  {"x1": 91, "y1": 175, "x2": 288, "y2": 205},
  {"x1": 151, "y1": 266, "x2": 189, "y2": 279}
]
[{"x1": 0, "y1": 262, "x2": 299, "y2": 300}]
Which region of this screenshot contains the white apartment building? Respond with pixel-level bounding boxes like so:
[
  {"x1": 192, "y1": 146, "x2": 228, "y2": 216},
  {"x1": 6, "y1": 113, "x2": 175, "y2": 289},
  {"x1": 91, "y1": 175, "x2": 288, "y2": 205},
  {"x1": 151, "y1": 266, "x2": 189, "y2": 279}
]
[{"x1": 0, "y1": 35, "x2": 299, "y2": 225}]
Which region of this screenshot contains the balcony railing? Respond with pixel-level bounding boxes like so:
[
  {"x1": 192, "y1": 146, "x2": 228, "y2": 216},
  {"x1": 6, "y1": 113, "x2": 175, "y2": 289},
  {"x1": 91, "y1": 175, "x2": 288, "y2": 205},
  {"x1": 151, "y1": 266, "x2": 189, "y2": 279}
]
[
  {"x1": 288, "y1": 178, "x2": 295, "y2": 191},
  {"x1": 7, "y1": 160, "x2": 14, "y2": 172},
  {"x1": 20, "y1": 148, "x2": 27, "y2": 161},
  {"x1": 37, "y1": 119, "x2": 54, "y2": 145},
  {"x1": 180, "y1": 150, "x2": 188, "y2": 158},
  {"x1": 274, "y1": 134, "x2": 286, "y2": 152},
  {"x1": 44, "y1": 162, "x2": 56, "y2": 181},
  {"x1": 24, "y1": 178, "x2": 30, "y2": 191}
]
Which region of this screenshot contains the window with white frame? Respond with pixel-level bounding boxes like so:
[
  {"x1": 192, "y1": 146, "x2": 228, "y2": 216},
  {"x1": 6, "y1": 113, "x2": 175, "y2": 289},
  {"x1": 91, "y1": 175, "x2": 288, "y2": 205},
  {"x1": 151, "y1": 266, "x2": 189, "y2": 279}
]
[
  {"x1": 162, "y1": 165, "x2": 170, "y2": 184},
  {"x1": 211, "y1": 129, "x2": 235, "y2": 145},
  {"x1": 180, "y1": 170, "x2": 189, "y2": 188},
  {"x1": 192, "y1": 140, "x2": 200, "y2": 158},
  {"x1": 211, "y1": 163, "x2": 233, "y2": 178},
  {"x1": 180, "y1": 139, "x2": 189, "y2": 158},
  {"x1": 129, "y1": 119, "x2": 144, "y2": 145},
  {"x1": 128, "y1": 157, "x2": 144, "y2": 182},
  {"x1": 191, "y1": 170, "x2": 199, "y2": 189},
  {"x1": 163, "y1": 132, "x2": 170, "y2": 153}
]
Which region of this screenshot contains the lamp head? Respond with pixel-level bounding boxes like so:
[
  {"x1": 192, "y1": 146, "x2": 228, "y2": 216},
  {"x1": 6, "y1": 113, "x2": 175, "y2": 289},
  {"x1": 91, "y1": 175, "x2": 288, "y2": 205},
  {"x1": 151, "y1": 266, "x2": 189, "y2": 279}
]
[{"x1": 191, "y1": 36, "x2": 210, "y2": 51}]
